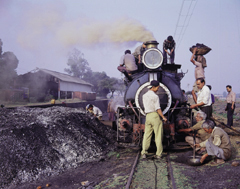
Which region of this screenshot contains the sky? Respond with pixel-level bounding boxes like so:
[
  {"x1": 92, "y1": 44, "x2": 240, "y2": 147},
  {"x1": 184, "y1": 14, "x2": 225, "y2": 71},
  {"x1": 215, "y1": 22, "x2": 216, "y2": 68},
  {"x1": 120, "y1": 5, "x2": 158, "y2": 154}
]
[{"x1": 0, "y1": 0, "x2": 240, "y2": 94}]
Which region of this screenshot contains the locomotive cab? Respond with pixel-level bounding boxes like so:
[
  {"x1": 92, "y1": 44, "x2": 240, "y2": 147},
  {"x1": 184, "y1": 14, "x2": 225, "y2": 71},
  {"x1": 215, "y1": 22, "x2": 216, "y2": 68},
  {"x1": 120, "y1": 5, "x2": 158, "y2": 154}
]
[{"x1": 117, "y1": 40, "x2": 192, "y2": 149}]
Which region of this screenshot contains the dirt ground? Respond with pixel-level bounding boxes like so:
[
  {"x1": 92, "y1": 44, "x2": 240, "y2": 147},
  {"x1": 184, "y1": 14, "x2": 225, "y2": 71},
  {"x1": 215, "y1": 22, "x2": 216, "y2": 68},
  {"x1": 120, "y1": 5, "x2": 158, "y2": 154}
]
[{"x1": 12, "y1": 99, "x2": 240, "y2": 189}]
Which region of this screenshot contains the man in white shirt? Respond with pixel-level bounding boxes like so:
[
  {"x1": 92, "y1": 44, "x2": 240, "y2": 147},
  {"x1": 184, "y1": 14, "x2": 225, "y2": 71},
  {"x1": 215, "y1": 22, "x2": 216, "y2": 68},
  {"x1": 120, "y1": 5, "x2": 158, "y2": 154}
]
[
  {"x1": 141, "y1": 80, "x2": 167, "y2": 159},
  {"x1": 86, "y1": 104, "x2": 103, "y2": 120},
  {"x1": 190, "y1": 78, "x2": 212, "y2": 119}
]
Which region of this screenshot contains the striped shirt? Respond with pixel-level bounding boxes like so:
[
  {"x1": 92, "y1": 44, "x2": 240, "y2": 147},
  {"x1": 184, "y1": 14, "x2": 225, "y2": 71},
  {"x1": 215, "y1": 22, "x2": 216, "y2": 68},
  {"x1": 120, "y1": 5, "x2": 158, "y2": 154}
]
[
  {"x1": 163, "y1": 39, "x2": 176, "y2": 50},
  {"x1": 226, "y1": 90, "x2": 236, "y2": 103}
]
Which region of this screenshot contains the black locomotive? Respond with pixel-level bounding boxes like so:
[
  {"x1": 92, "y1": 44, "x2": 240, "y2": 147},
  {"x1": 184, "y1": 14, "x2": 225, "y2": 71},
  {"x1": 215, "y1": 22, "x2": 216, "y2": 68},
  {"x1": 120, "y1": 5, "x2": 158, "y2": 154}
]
[{"x1": 116, "y1": 40, "x2": 192, "y2": 149}]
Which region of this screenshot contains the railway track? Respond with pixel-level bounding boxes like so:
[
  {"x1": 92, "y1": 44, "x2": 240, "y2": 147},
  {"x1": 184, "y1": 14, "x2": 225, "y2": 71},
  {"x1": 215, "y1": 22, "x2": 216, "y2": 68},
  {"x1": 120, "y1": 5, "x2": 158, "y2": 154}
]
[{"x1": 125, "y1": 151, "x2": 178, "y2": 189}]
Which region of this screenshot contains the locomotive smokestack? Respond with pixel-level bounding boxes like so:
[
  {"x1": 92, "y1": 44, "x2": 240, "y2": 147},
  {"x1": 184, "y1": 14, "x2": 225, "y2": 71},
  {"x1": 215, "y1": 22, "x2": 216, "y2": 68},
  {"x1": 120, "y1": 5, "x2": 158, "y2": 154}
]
[{"x1": 144, "y1": 40, "x2": 159, "y2": 49}]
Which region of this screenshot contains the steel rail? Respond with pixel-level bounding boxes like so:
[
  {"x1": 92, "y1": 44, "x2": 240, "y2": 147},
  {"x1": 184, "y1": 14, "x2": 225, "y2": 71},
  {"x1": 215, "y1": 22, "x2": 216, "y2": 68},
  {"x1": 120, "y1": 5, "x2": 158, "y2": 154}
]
[{"x1": 125, "y1": 151, "x2": 140, "y2": 189}]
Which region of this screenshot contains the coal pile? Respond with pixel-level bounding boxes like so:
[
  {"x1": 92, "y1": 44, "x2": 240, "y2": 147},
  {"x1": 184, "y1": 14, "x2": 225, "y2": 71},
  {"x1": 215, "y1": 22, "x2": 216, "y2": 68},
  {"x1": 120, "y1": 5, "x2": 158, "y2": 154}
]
[{"x1": 0, "y1": 106, "x2": 116, "y2": 188}]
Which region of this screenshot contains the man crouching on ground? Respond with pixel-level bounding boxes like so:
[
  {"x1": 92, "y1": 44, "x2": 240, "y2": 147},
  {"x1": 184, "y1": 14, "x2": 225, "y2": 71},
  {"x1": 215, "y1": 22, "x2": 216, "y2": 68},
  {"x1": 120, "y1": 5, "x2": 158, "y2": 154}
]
[
  {"x1": 141, "y1": 80, "x2": 167, "y2": 159},
  {"x1": 195, "y1": 120, "x2": 232, "y2": 165}
]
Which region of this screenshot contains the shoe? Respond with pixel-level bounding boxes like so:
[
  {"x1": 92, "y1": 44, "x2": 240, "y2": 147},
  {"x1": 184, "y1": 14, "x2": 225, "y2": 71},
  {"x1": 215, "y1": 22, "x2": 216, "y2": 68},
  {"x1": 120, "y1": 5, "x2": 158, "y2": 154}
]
[
  {"x1": 210, "y1": 158, "x2": 225, "y2": 166},
  {"x1": 142, "y1": 154, "x2": 146, "y2": 159},
  {"x1": 154, "y1": 155, "x2": 162, "y2": 159}
]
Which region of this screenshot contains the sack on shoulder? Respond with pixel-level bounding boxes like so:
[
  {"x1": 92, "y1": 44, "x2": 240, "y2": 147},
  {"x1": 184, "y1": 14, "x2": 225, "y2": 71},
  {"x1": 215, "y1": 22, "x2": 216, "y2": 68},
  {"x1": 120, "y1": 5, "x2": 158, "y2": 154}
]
[{"x1": 189, "y1": 43, "x2": 211, "y2": 55}]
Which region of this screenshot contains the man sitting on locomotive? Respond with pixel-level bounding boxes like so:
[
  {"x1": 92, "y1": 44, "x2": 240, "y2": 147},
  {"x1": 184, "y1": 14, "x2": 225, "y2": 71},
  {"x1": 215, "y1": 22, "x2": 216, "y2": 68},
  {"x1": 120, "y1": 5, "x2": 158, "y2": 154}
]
[
  {"x1": 132, "y1": 42, "x2": 146, "y2": 72},
  {"x1": 195, "y1": 120, "x2": 232, "y2": 165},
  {"x1": 117, "y1": 49, "x2": 138, "y2": 81},
  {"x1": 163, "y1": 35, "x2": 176, "y2": 64},
  {"x1": 141, "y1": 80, "x2": 167, "y2": 159},
  {"x1": 178, "y1": 111, "x2": 210, "y2": 154},
  {"x1": 190, "y1": 78, "x2": 212, "y2": 119}
]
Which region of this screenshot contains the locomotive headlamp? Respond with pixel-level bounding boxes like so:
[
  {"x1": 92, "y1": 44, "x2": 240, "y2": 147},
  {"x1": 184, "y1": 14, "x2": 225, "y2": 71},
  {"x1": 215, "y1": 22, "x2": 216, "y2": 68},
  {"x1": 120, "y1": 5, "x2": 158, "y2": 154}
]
[{"x1": 142, "y1": 48, "x2": 163, "y2": 69}]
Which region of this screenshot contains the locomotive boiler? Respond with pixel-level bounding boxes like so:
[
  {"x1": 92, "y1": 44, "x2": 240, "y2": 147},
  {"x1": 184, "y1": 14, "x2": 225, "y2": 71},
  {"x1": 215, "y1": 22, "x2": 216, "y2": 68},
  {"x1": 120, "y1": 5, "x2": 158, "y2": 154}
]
[{"x1": 116, "y1": 40, "x2": 192, "y2": 149}]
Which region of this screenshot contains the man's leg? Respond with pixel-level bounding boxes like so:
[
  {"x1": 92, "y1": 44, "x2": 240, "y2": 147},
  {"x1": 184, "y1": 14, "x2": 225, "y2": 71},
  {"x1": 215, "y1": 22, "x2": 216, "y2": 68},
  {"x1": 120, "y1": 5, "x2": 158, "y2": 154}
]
[
  {"x1": 227, "y1": 104, "x2": 234, "y2": 126},
  {"x1": 170, "y1": 50, "x2": 175, "y2": 64},
  {"x1": 141, "y1": 115, "x2": 154, "y2": 155},
  {"x1": 205, "y1": 140, "x2": 225, "y2": 160},
  {"x1": 163, "y1": 50, "x2": 167, "y2": 64},
  {"x1": 153, "y1": 115, "x2": 163, "y2": 157}
]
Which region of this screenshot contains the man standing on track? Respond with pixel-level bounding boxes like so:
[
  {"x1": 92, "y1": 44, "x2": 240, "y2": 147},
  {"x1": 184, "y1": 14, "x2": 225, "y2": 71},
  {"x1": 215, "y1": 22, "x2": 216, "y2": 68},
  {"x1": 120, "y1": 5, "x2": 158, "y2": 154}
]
[
  {"x1": 225, "y1": 85, "x2": 236, "y2": 127},
  {"x1": 141, "y1": 80, "x2": 167, "y2": 159}
]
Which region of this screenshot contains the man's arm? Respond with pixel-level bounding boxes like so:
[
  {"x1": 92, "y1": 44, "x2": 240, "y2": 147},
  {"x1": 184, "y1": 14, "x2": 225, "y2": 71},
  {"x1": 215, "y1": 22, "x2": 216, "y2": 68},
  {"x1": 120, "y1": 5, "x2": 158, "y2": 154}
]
[
  {"x1": 232, "y1": 92, "x2": 236, "y2": 109},
  {"x1": 178, "y1": 128, "x2": 192, "y2": 133},
  {"x1": 192, "y1": 90, "x2": 197, "y2": 104},
  {"x1": 157, "y1": 109, "x2": 167, "y2": 122},
  {"x1": 138, "y1": 54, "x2": 141, "y2": 63},
  {"x1": 190, "y1": 102, "x2": 205, "y2": 109},
  {"x1": 190, "y1": 48, "x2": 197, "y2": 64}
]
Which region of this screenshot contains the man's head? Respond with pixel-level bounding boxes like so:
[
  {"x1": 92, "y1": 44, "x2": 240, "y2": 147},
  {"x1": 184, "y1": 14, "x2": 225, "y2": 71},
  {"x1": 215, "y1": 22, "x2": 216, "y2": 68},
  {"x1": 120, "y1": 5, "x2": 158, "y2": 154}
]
[
  {"x1": 226, "y1": 85, "x2": 232, "y2": 92},
  {"x1": 167, "y1": 36, "x2": 173, "y2": 43},
  {"x1": 86, "y1": 104, "x2": 93, "y2": 110},
  {"x1": 196, "y1": 78, "x2": 205, "y2": 89},
  {"x1": 201, "y1": 120, "x2": 215, "y2": 133},
  {"x1": 125, "y1": 50, "x2": 131, "y2": 54},
  {"x1": 142, "y1": 42, "x2": 146, "y2": 48},
  {"x1": 149, "y1": 80, "x2": 160, "y2": 92},
  {"x1": 196, "y1": 110, "x2": 206, "y2": 122},
  {"x1": 182, "y1": 90, "x2": 185, "y2": 94}
]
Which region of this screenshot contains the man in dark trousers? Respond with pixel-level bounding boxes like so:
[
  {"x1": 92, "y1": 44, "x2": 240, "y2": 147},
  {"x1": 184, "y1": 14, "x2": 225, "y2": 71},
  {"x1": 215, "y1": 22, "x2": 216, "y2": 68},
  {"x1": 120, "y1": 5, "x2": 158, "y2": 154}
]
[
  {"x1": 225, "y1": 85, "x2": 236, "y2": 126},
  {"x1": 163, "y1": 36, "x2": 176, "y2": 64},
  {"x1": 141, "y1": 80, "x2": 167, "y2": 159}
]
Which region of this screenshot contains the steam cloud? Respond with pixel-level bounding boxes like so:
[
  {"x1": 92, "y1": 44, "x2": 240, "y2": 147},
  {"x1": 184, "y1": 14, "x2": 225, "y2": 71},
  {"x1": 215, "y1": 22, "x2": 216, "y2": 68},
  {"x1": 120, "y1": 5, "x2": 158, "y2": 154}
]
[{"x1": 17, "y1": 4, "x2": 155, "y2": 49}]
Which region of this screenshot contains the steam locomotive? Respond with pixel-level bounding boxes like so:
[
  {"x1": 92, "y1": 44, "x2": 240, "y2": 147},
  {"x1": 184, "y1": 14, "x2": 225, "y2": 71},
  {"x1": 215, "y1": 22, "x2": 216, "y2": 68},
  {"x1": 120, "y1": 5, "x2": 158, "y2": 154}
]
[{"x1": 116, "y1": 40, "x2": 192, "y2": 149}]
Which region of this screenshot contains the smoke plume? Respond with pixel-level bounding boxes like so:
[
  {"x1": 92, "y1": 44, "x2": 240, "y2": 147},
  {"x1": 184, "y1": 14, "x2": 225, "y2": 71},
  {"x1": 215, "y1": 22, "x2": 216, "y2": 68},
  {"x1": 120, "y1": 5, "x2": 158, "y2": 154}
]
[{"x1": 17, "y1": 4, "x2": 155, "y2": 49}]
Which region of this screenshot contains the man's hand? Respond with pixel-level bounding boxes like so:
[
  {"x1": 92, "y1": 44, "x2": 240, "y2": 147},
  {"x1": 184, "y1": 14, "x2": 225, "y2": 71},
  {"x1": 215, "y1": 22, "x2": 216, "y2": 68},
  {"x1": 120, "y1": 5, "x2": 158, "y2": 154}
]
[
  {"x1": 195, "y1": 144, "x2": 200, "y2": 148},
  {"x1": 231, "y1": 105, "x2": 234, "y2": 110},
  {"x1": 190, "y1": 104, "x2": 197, "y2": 109},
  {"x1": 162, "y1": 116, "x2": 167, "y2": 122}
]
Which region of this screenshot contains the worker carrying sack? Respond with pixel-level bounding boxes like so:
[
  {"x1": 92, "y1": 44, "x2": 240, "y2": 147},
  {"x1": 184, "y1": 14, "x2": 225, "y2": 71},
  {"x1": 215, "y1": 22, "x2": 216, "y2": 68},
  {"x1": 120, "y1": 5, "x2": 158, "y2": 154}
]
[
  {"x1": 197, "y1": 55, "x2": 207, "y2": 68},
  {"x1": 189, "y1": 43, "x2": 211, "y2": 55}
]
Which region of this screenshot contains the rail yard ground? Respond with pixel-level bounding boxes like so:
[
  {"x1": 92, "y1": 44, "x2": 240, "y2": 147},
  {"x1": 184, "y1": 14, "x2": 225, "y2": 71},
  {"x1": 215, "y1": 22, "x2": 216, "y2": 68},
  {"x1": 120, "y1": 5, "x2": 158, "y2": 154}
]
[{"x1": 2, "y1": 99, "x2": 240, "y2": 189}]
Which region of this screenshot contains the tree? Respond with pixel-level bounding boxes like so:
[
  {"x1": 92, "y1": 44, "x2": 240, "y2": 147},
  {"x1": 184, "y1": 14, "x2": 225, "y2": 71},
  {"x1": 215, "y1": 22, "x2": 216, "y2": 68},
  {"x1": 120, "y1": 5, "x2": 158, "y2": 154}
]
[
  {"x1": 0, "y1": 51, "x2": 19, "y2": 89},
  {"x1": 100, "y1": 77, "x2": 118, "y2": 98},
  {"x1": 64, "y1": 48, "x2": 91, "y2": 79}
]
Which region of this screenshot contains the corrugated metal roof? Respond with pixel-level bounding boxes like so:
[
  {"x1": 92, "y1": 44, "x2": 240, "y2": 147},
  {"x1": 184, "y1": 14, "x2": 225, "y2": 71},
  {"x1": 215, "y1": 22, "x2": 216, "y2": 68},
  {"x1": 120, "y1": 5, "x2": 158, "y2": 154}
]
[{"x1": 37, "y1": 68, "x2": 93, "y2": 87}]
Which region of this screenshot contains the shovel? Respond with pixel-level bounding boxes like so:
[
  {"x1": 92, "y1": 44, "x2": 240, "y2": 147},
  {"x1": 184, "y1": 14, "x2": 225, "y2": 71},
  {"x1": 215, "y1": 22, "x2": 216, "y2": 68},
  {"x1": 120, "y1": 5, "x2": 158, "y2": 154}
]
[{"x1": 187, "y1": 131, "x2": 202, "y2": 166}]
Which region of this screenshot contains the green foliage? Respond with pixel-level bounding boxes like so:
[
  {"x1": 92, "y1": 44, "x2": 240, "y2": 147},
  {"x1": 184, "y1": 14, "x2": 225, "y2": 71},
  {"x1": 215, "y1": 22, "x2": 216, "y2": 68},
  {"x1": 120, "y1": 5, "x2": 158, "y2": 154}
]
[
  {"x1": 65, "y1": 48, "x2": 125, "y2": 97},
  {"x1": 64, "y1": 48, "x2": 91, "y2": 79}
]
